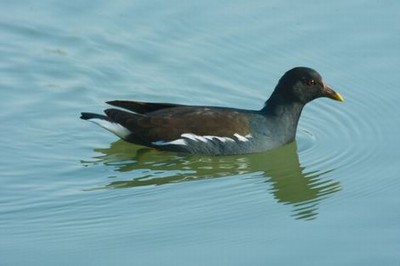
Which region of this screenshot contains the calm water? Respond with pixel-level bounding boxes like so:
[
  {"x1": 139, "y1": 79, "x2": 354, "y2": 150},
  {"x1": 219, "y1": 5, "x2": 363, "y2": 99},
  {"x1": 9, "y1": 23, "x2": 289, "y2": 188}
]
[{"x1": 1, "y1": 0, "x2": 400, "y2": 265}]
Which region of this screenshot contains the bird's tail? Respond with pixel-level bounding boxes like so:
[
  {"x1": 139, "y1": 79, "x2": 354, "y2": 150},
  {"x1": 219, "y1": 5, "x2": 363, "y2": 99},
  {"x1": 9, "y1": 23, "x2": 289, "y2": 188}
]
[{"x1": 80, "y1": 112, "x2": 131, "y2": 139}]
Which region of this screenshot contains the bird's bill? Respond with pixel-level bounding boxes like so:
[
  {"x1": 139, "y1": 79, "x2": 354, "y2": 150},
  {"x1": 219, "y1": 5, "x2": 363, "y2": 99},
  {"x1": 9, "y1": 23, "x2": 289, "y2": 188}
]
[
  {"x1": 328, "y1": 90, "x2": 344, "y2": 102},
  {"x1": 323, "y1": 83, "x2": 345, "y2": 102}
]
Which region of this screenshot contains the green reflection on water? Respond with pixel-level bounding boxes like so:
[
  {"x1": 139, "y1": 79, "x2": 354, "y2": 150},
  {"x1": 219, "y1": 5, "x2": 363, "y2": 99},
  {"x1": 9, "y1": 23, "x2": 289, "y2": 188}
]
[{"x1": 82, "y1": 141, "x2": 340, "y2": 220}]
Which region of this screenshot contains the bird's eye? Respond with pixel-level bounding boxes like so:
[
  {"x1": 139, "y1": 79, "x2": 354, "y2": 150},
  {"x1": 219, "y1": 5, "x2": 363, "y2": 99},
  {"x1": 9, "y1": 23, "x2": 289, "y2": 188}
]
[{"x1": 303, "y1": 79, "x2": 316, "y2": 86}]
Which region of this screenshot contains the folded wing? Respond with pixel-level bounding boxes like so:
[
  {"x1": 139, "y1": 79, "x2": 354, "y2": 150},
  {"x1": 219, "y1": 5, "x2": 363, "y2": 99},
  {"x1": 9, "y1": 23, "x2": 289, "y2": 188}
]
[{"x1": 104, "y1": 105, "x2": 251, "y2": 147}]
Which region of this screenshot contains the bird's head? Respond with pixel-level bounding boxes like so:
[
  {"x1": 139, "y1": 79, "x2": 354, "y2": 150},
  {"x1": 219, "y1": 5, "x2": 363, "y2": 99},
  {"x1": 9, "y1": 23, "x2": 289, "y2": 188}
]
[{"x1": 274, "y1": 67, "x2": 344, "y2": 104}]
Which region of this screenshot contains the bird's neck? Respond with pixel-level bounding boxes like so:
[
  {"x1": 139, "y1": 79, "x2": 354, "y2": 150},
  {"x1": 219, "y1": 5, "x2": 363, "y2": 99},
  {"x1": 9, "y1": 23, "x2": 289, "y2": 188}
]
[{"x1": 261, "y1": 93, "x2": 305, "y2": 143}]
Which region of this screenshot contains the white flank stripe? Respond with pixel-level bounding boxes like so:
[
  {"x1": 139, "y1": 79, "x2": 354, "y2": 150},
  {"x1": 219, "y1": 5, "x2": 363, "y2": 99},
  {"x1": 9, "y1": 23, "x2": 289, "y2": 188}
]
[
  {"x1": 88, "y1": 118, "x2": 131, "y2": 139},
  {"x1": 234, "y1": 133, "x2": 252, "y2": 142},
  {"x1": 182, "y1": 133, "x2": 235, "y2": 143},
  {"x1": 181, "y1": 133, "x2": 209, "y2": 143},
  {"x1": 152, "y1": 133, "x2": 252, "y2": 147},
  {"x1": 214, "y1": 136, "x2": 235, "y2": 142},
  {"x1": 152, "y1": 139, "x2": 187, "y2": 146},
  {"x1": 181, "y1": 133, "x2": 198, "y2": 141}
]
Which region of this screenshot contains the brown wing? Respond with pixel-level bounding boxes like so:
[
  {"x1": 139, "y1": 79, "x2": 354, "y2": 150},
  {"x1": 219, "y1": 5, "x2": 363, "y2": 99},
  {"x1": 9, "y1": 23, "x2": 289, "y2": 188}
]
[{"x1": 104, "y1": 106, "x2": 251, "y2": 145}]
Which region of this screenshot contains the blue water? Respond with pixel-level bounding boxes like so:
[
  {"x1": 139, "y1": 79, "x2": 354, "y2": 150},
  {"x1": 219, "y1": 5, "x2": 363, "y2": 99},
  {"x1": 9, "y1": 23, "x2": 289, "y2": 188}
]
[{"x1": 1, "y1": 1, "x2": 400, "y2": 265}]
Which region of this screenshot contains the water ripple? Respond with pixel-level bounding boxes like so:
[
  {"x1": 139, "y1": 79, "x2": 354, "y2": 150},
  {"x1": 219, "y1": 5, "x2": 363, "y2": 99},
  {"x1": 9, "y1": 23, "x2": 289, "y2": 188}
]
[{"x1": 297, "y1": 74, "x2": 394, "y2": 198}]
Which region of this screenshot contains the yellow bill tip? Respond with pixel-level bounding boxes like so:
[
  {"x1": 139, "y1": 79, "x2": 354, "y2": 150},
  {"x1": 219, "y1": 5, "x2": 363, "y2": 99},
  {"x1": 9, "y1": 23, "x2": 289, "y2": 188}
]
[{"x1": 333, "y1": 92, "x2": 345, "y2": 102}]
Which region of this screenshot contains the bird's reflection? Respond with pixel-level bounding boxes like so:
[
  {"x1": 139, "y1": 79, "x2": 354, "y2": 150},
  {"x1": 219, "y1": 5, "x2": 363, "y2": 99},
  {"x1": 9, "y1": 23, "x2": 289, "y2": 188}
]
[{"x1": 82, "y1": 140, "x2": 340, "y2": 220}]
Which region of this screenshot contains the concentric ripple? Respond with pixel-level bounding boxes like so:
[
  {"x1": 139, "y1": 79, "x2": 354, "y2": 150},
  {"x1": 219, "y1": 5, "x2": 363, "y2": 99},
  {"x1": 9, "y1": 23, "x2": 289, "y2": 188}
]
[{"x1": 297, "y1": 74, "x2": 394, "y2": 187}]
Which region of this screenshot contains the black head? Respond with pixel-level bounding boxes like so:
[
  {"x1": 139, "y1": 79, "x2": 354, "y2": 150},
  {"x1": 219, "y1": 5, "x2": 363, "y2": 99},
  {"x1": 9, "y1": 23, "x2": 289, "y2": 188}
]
[{"x1": 272, "y1": 67, "x2": 344, "y2": 104}]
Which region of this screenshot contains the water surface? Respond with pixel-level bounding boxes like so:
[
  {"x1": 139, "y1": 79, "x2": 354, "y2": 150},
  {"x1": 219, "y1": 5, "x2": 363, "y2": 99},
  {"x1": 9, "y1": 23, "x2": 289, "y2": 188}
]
[{"x1": 1, "y1": 1, "x2": 400, "y2": 265}]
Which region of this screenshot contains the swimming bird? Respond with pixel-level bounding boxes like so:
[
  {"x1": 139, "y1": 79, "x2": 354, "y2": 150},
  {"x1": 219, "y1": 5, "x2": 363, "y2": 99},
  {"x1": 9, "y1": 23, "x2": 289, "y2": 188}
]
[{"x1": 80, "y1": 67, "x2": 344, "y2": 155}]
